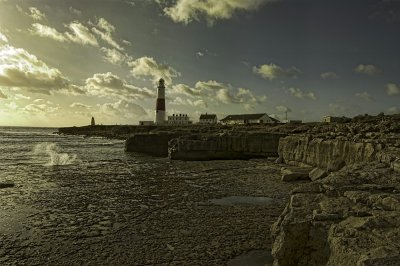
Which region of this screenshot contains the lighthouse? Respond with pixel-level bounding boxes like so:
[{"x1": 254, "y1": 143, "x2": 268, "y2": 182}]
[{"x1": 155, "y1": 78, "x2": 166, "y2": 124}]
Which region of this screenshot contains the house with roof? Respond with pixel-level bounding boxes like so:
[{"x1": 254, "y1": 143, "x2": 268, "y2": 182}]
[
  {"x1": 220, "y1": 113, "x2": 279, "y2": 125},
  {"x1": 199, "y1": 113, "x2": 218, "y2": 124},
  {"x1": 167, "y1": 113, "x2": 192, "y2": 126}
]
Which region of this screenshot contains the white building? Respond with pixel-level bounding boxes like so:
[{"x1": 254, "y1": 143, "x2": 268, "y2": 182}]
[
  {"x1": 167, "y1": 114, "x2": 192, "y2": 125},
  {"x1": 199, "y1": 114, "x2": 218, "y2": 124},
  {"x1": 220, "y1": 113, "x2": 279, "y2": 125}
]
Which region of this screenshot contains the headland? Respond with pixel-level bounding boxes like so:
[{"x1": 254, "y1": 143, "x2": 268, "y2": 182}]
[{"x1": 58, "y1": 113, "x2": 400, "y2": 265}]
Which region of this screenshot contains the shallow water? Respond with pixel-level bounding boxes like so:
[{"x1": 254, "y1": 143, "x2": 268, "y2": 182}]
[{"x1": 0, "y1": 127, "x2": 294, "y2": 265}]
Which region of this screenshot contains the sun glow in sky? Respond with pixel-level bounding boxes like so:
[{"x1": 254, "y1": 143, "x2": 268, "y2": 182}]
[{"x1": 0, "y1": 0, "x2": 399, "y2": 127}]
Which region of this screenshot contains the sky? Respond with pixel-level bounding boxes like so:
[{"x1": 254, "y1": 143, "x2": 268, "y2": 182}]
[{"x1": 0, "y1": 0, "x2": 399, "y2": 127}]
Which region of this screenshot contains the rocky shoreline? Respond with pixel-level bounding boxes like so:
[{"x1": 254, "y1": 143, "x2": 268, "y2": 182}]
[{"x1": 58, "y1": 114, "x2": 400, "y2": 265}]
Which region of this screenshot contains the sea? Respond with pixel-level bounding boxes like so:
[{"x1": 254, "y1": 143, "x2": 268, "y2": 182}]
[
  {"x1": 0, "y1": 126, "x2": 282, "y2": 265},
  {"x1": 0, "y1": 126, "x2": 172, "y2": 264}
]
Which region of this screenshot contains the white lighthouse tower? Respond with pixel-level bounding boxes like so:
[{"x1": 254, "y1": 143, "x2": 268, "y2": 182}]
[{"x1": 155, "y1": 78, "x2": 166, "y2": 125}]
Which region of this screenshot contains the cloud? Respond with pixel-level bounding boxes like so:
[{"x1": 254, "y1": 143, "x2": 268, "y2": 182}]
[
  {"x1": 253, "y1": 63, "x2": 300, "y2": 80},
  {"x1": 29, "y1": 7, "x2": 46, "y2": 21},
  {"x1": 101, "y1": 47, "x2": 128, "y2": 65},
  {"x1": 122, "y1": 40, "x2": 132, "y2": 46},
  {"x1": 14, "y1": 93, "x2": 30, "y2": 100},
  {"x1": 126, "y1": 1, "x2": 136, "y2": 7},
  {"x1": 98, "y1": 99, "x2": 147, "y2": 118},
  {"x1": 31, "y1": 18, "x2": 125, "y2": 51},
  {"x1": 92, "y1": 18, "x2": 123, "y2": 51},
  {"x1": 171, "y1": 80, "x2": 266, "y2": 108},
  {"x1": 171, "y1": 83, "x2": 202, "y2": 97},
  {"x1": 69, "y1": 7, "x2": 82, "y2": 16},
  {"x1": 190, "y1": 99, "x2": 208, "y2": 108},
  {"x1": 320, "y1": 71, "x2": 338, "y2": 79},
  {"x1": 22, "y1": 102, "x2": 60, "y2": 114},
  {"x1": 387, "y1": 106, "x2": 400, "y2": 114},
  {"x1": 355, "y1": 91, "x2": 374, "y2": 101},
  {"x1": 355, "y1": 64, "x2": 382, "y2": 76},
  {"x1": 0, "y1": 89, "x2": 7, "y2": 99},
  {"x1": 171, "y1": 97, "x2": 208, "y2": 108},
  {"x1": 0, "y1": 32, "x2": 8, "y2": 43},
  {"x1": 5, "y1": 101, "x2": 18, "y2": 110},
  {"x1": 84, "y1": 72, "x2": 155, "y2": 100},
  {"x1": 276, "y1": 105, "x2": 291, "y2": 113},
  {"x1": 162, "y1": 0, "x2": 277, "y2": 25},
  {"x1": 287, "y1": 87, "x2": 317, "y2": 100},
  {"x1": 17, "y1": 6, "x2": 46, "y2": 21},
  {"x1": 386, "y1": 83, "x2": 400, "y2": 96},
  {"x1": 216, "y1": 87, "x2": 265, "y2": 105},
  {"x1": 128, "y1": 56, "x2": 180, "y2": 84},
  {"x1": 196, "y1": 49, "x2": 216, "y2": 58},
  {"x1": 329, "y1": 103, "x2": 350, "y2": 116},
  {"x1": 174, "y1": 80, "x2": 238, "y2": 99},
  {"x1": 369, "y1": 1, "x2": 400, "y2": 23},
  {"x1": 70, "y1": 102, "x2": 91, "y2": 109},
  {"x1": 195, "y1": 80, "x2": 227, "y2": 90},
  {"x1": 96, "y1": 17, "x2": 115, "y2": 33},
  {"x1": 30, "y1": 23, "x2": 67, "y2": 42},
  {"x1": 65, "y1": 22, "x2": 98, "y2": 46},
  {"x1": 31, "y1": 22, "x2": 98, "y2": 46},
  {"x1": 0, "y1": 44, "x2": 83, "y2": 95}
]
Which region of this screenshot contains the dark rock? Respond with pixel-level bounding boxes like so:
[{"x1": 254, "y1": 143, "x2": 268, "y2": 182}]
[{"x1": 0, "y1": 182, "x2": 15, "y2": 189}]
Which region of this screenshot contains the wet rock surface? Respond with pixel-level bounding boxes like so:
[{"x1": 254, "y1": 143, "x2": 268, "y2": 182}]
[
  {"x1": 0, "y1": 159, "x2": 295, "y2": 265},
  {"x1": 271, "y1": 162, "x2": 400, "y2": 266}
]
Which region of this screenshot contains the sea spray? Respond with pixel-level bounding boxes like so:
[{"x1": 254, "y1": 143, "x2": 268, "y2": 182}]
[{"x1": 34, "y1": 143, "x2": 77, "y2": 166}]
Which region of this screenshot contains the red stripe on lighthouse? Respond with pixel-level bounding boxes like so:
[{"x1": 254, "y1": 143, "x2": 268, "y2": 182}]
[{"x1": 156, "y1": 99, "x2": 165, "y2": 111}]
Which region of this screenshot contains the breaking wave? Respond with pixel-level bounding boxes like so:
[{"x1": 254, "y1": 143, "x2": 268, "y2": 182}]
[{"x1": 34, "y1": 143, "x2": 77, "y2": 166}]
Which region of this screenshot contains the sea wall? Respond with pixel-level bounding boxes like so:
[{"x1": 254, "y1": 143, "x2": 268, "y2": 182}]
[
  {"x1": 168, "y1": 133, "x2": 286, "y2": 161},
  {"x1": 125, "y1": 133, "x2": 183, "y2": 157}
]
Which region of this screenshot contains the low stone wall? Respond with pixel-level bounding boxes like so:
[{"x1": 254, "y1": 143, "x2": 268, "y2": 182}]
[
  {"x1": 168, "y1": 133, "x2": 285, "y2": 161},
  {"x1": 125, "y1": 133, "x2": 183, "y2": 157}
]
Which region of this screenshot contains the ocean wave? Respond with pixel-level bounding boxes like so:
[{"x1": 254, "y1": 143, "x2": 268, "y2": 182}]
[{"x1": 33, "y1": 143, "x2": 77, "y2": 166}]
